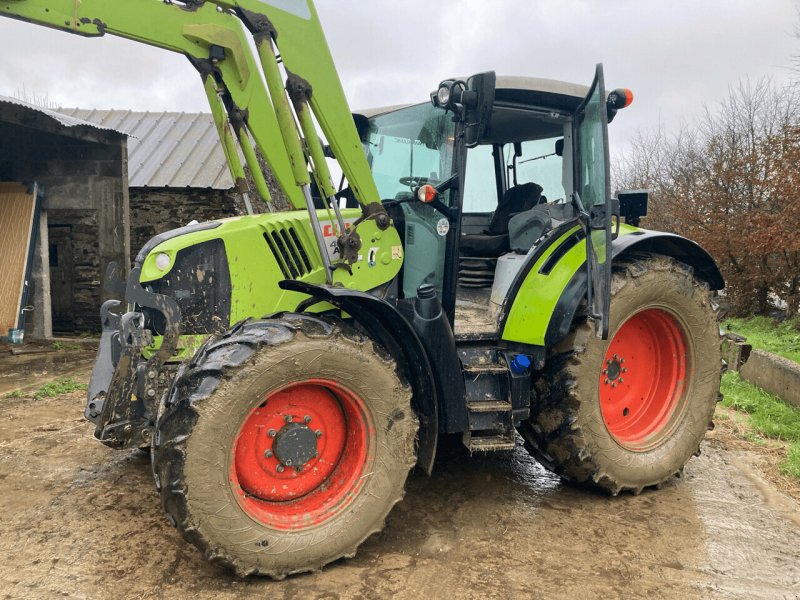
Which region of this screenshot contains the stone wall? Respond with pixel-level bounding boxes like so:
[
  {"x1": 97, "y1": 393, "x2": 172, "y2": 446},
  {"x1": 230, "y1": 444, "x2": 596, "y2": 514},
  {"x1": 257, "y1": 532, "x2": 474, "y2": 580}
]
[{"x1": 128, "y1": 187, "x2": 245, "y2": 260}]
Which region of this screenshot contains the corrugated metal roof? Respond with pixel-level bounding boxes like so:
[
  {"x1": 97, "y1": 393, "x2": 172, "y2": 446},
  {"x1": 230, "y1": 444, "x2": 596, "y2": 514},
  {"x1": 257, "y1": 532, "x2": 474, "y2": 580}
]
[
  {"x1": 0, "y1": 94, "x2": 122, "y2": 133},
  {"x1": 57, "y1": 109, "x2": 234, "y2": 189}
]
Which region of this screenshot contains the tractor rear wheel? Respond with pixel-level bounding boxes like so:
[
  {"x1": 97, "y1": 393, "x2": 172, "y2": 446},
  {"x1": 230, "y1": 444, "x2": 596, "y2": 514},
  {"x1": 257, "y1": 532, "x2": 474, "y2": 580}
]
[
  {"x1": 518, "y1": 255, "x2": 721, "y2": 494},
  {"x1": 152, "y1": 315, "x2": 417, "y2": 578}
]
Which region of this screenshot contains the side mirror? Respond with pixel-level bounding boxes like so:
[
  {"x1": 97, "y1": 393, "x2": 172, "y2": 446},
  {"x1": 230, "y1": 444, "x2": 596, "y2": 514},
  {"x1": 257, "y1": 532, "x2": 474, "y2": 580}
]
[
  {"x1": 617, "y1": 189, "x2": 648, "y2": 226},
  {"x1": 430, "y1": 71, "x2": 496, "y2": 148},
  {"x1": 555, "y1": 138, "x2": 564, "y2": 157},
  {"x1": 463, "y1": 71, "x2": 496, "y2": 148}
]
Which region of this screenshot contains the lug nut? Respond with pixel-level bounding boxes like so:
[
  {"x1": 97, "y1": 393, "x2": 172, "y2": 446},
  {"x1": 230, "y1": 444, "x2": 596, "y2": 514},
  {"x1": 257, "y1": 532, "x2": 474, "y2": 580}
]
[
  {"x1": 295, "y1": 466, "x2": 303, "y2": 473},
  {"x1": 284, "y1": 459, "x2": 293, "y2": 466},
  {"x1": 264, "y1": 449, "x2": 273, "y2": 458},
  {"x1": 304, "y1": 415, "x2": 312, "y2": 424},
  {"x1": 620, "y1": 358, "x2": 625, "y2": 364},
  {"x1": 276, "y1": 465, "x2": 285, "y2": 473},
  {"x1": 604, "y1": 379, "x2": 610, "y2": 385},
  {"x1": 602, "y1": 369, "x2": 608, "y2": 375},
  {"x1": 619, "y1": 378, "x2": 624, "y2": 384},
  {"x1": 315, "y1": 429, "x2": 322, "y2": 438},
  {"x1": 268, "y1": 429, "x2": 276, "y2": 438},
  {"x1": 284, "y1": 415, "x2": 292, "y2": 423},
  {"x1": 613, "y1": 354, "x2": 618, "y2": 360},
  {"x1": 611, "y1": 383, "x2": 617, "y2": 388},
  {"x1": 622, "y1": 367, "x2": 628, "y2": 373}
]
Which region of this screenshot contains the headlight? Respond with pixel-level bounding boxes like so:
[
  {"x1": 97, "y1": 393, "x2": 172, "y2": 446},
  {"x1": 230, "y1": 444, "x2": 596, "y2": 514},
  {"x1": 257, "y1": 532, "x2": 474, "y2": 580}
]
[
  {"x1": 436, "y1": 85, "x2": 451, "y2": 107},
  {"x1": 155, "y1": 252, "x2": 171, "y2": 271}
]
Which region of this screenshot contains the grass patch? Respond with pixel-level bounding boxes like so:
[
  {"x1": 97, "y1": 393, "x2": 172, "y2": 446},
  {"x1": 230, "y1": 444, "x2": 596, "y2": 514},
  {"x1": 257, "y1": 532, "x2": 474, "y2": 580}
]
[
  {"x1": 31, "y1": 377, "x2": 87, "y2": 400},
  {"x1": 723, "y1": 315, "x2": 800, "y2": 363},
  {"x1": 721, "y1": 371, "x2": 800, "y2": 478},
  {"x1": 52, "y1": 340, "x2": 84, "y2": 351}
]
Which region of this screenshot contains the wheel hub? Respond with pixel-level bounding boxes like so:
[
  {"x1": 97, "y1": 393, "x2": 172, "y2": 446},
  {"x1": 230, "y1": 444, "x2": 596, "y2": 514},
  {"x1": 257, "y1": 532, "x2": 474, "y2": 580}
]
[
  {"x1": 606, "y1": 358, "x2": 623, "y2": 381},
  {"x1": 272, "y1": 422, "x2": 318, "y2": 469},
  {"x1": 230, "y1": 380, "x2": 371, "y2": 530}
]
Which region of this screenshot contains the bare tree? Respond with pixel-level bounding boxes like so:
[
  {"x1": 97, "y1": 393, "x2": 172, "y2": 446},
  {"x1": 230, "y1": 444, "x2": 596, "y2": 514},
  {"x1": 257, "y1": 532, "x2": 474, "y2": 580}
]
[{"x1": 614, "y1": 78, "x2": 800, "y2": 316}]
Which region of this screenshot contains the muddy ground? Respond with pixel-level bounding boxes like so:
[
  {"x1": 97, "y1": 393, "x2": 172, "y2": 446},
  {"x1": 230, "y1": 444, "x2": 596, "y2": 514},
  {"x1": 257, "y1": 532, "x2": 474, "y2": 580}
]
[{"x1": 1, "y1": 351, "x2": 799, "y2": 599}]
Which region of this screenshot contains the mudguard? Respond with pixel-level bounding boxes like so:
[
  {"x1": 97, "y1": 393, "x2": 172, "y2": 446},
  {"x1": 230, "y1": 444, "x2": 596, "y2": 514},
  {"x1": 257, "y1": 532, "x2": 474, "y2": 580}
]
[
  {"x1": 278, "y1": 280, "x2": 439, "y2": 474},
  {"x1": 543, "y1": 230, "x2": 724, "y2": 346}
]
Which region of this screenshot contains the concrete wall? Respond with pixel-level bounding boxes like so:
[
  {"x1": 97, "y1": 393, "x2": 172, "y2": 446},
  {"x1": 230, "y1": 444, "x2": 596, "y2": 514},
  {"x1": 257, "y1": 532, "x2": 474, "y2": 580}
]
[
  {"x1": 740, "y1": 350, "x2": 800, "y2": 409},
  {"x1": 0, "y1": 113, "x2": 128, "y2": 334}
]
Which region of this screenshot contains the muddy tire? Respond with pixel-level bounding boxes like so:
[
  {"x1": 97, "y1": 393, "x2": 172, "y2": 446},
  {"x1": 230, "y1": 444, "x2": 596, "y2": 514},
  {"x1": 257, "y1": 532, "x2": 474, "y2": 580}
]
[
  {"x1": 518, "y1": 255, "x2": 721, "y2": 494},
  {"x1": 152, "y1": 314, "x2": 417, "y2": 578}
]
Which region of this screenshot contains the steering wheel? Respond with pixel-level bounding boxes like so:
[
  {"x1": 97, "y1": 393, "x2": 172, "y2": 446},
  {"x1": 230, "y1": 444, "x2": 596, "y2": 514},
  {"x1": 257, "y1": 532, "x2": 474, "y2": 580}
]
[{"x1": 399, "y1": 176, "x2": 439, "y2": 188}]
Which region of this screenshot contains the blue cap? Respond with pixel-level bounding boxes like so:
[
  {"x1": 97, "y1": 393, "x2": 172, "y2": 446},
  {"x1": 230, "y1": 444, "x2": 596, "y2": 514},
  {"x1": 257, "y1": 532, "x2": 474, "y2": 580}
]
[{"x1": 510, "y1": 354, "x2": 531, "y2": 374}]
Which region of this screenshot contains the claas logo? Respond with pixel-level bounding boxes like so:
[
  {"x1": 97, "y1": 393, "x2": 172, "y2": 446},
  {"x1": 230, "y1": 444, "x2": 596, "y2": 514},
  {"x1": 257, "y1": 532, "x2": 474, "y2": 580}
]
[{"x1": 322, "y1": 222, "x2": 352, "y2": 237}]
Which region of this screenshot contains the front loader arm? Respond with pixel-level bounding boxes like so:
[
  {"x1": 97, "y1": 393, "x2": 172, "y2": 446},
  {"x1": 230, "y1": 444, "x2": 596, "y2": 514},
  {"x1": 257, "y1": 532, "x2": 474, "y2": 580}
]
[
  {"x1": 218, "y1": 0, "x2": 382, "y2": 207},
  {"x1": 1, "y1": 0, "x2": 305, "y2": 208}
]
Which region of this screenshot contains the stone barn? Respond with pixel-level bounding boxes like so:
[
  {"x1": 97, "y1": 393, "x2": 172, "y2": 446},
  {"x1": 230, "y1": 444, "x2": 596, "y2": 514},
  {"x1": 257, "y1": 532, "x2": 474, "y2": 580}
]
[
  {"x1": 1, "y1": 100, "x2": 249, "y2": 339},
  {"x1": 0, "y1": 95, "x2": 129, "y2": 338},
  {"x1": 57, "y1": 109, "x2": 249, "y2": 261}
]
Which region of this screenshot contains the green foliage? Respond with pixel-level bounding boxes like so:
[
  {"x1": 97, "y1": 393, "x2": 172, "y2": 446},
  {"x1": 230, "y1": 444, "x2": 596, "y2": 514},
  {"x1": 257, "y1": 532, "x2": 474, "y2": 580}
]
[
  {"x1": 32, "y1": 377, "x2": 87, "y2": 400},
  {"x1": 721, "y1": 372, "x2": 800, "y2": 478},
  {"x1": 781, "y1": 444, "x2": 800, "y2": 479},
  {"x1": 3, "y1": 389, "x2": 25, "y2": 399},
  {"x1": 724, "y1": 316, "x2": 800, "y2": 364},
  {"x1": 52, "y1": 340, "x2": 84, "y2": 351},
  {"x1": 721, "y1": 372, "x2": 800, "y2": 441}
]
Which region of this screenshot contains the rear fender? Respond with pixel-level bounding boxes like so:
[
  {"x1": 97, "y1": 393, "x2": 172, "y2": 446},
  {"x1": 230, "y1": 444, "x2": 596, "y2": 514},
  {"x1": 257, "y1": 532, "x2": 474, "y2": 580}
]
[
  {"x1": 543, "y1": 231, "x2": 724, "y2": 346},
  {"x1": 279, "y1": 280, "x2": 439, "y2": 474}
]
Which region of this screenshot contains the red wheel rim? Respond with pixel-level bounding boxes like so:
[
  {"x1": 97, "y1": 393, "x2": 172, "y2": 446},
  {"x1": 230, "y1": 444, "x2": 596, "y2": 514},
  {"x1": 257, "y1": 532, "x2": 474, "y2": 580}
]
[
  {"x1": 599, "y1": 308, "x2": 689, "y2": 451},
  {"x1": 230, "y1": 380, "x2": 372, "y2": 530}
]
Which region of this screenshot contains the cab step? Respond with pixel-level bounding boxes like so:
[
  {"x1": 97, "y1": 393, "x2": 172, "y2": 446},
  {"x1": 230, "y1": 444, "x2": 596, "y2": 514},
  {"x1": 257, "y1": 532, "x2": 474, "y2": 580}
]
[
  {"x1": 458, "y1": 345, "x2": 533, "y2": 453},
  {"x1": 463, "y1": 431, "x2": 516, "y2": 453}
]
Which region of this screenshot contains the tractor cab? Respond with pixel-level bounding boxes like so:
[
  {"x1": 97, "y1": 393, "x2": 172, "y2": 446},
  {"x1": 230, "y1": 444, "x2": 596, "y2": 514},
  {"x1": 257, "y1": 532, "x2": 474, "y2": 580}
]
[{"x1": 357, "y1": 69, "x2": 626, "y2": 342}]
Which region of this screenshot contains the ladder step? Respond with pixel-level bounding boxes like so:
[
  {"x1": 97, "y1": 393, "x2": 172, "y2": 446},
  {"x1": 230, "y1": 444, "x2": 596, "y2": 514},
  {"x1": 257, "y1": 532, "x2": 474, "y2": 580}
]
[
  {"x1": 468, "y1": 400, "x2": 512, "y2": 413},
  {"x1": 463, "y1": 363, "x2": 507, "y2": 374},
  {"x1": 467, "y1": 434, "x2": 516, "y2": 452}
]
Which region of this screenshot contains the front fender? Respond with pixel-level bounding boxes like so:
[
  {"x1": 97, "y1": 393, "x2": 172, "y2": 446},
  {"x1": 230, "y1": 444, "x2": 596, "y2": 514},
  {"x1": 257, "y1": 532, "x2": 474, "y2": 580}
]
[{"x1": 278, "y1": 280, "x2": 439, "y2": 474}]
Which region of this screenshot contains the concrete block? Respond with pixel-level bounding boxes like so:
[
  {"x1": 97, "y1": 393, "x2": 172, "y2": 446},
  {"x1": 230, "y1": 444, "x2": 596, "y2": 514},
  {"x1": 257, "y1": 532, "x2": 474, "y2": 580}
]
[
  {"x1": 740, "y1": 350, "x2": 800, "y2": 409},
  {"x1": 722, "y1": 336, "x2": 751, "y2": 371}
]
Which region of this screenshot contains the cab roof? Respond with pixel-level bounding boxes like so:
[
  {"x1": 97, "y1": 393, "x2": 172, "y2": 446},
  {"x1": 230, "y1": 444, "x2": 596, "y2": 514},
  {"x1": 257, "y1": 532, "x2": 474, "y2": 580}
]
[{"x1": 355, "y1": 76, "x2": 590, "y2": 119}]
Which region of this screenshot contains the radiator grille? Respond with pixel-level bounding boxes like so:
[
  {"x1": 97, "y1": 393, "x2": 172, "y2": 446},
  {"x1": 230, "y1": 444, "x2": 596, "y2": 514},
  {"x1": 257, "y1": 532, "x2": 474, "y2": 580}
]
[{"x1": 263, "y1": 226, "x2": 313, "y2": 279}]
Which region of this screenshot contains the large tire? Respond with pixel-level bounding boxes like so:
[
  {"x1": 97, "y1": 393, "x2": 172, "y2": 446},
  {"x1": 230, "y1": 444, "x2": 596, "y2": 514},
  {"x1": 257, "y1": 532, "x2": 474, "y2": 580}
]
[
  {"x1": 519, "y1": 255, "x2": 721, "y2": 494},
  {"x1": 152, "y1": 314, "x2": 417, "y2": 578}
]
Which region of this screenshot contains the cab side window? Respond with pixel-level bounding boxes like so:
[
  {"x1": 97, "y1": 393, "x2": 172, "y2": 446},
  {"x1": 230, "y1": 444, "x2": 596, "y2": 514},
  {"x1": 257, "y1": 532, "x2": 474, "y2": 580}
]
[{"x1": 462, "y1": 144, "x2": 499, "y2": 213}]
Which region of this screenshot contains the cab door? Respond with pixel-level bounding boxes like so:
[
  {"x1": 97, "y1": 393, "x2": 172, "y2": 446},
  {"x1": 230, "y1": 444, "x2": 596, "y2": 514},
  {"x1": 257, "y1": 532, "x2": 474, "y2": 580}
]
[{"x1": 573, "y1": 64, "x2": 612, "y2": 339}]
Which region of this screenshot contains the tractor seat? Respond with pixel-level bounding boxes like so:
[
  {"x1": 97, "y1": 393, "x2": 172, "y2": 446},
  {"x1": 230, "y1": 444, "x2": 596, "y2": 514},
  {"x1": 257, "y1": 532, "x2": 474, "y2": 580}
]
[
  {"x1": 460, "y1": 182, "x2": 544, "y2": 257},
  {"x1": 508, "y1": 205, "x2": 552, "y2": 252}
]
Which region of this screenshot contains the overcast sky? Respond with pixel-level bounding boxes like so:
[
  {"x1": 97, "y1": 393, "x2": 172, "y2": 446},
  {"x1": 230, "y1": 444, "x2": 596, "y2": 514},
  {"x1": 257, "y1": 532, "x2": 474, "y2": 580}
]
[{"x1": 0, "y1": 0, "x2": 797, "y2": 159}]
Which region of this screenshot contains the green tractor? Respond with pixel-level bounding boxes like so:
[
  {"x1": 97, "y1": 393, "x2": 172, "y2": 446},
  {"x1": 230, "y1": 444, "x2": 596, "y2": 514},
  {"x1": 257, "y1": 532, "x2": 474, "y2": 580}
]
[{"x1": 2, "y1": 0, "x2": 723, "y2": 578}]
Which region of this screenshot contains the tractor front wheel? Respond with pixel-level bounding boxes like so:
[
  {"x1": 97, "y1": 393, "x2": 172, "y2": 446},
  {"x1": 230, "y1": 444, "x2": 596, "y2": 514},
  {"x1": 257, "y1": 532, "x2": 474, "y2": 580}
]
[
  {"x1": 152, "y1": 315, "x2": 417, "y2": 578},
  {"x1": 519, "y1": 255, "x2": 721, "y2": 494}
]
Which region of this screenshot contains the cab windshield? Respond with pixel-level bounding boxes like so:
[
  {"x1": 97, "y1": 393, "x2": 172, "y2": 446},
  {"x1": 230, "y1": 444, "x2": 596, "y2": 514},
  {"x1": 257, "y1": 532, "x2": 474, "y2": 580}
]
[{"x1": 364, "y1": 104, "x2": 455, "y2": 202}]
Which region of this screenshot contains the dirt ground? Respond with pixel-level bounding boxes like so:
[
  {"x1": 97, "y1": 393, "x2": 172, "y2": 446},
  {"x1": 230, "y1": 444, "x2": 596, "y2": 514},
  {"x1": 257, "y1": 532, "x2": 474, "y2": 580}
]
[{"x1": 1, "y1": 352, "x2": 799, "y2": 599}]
